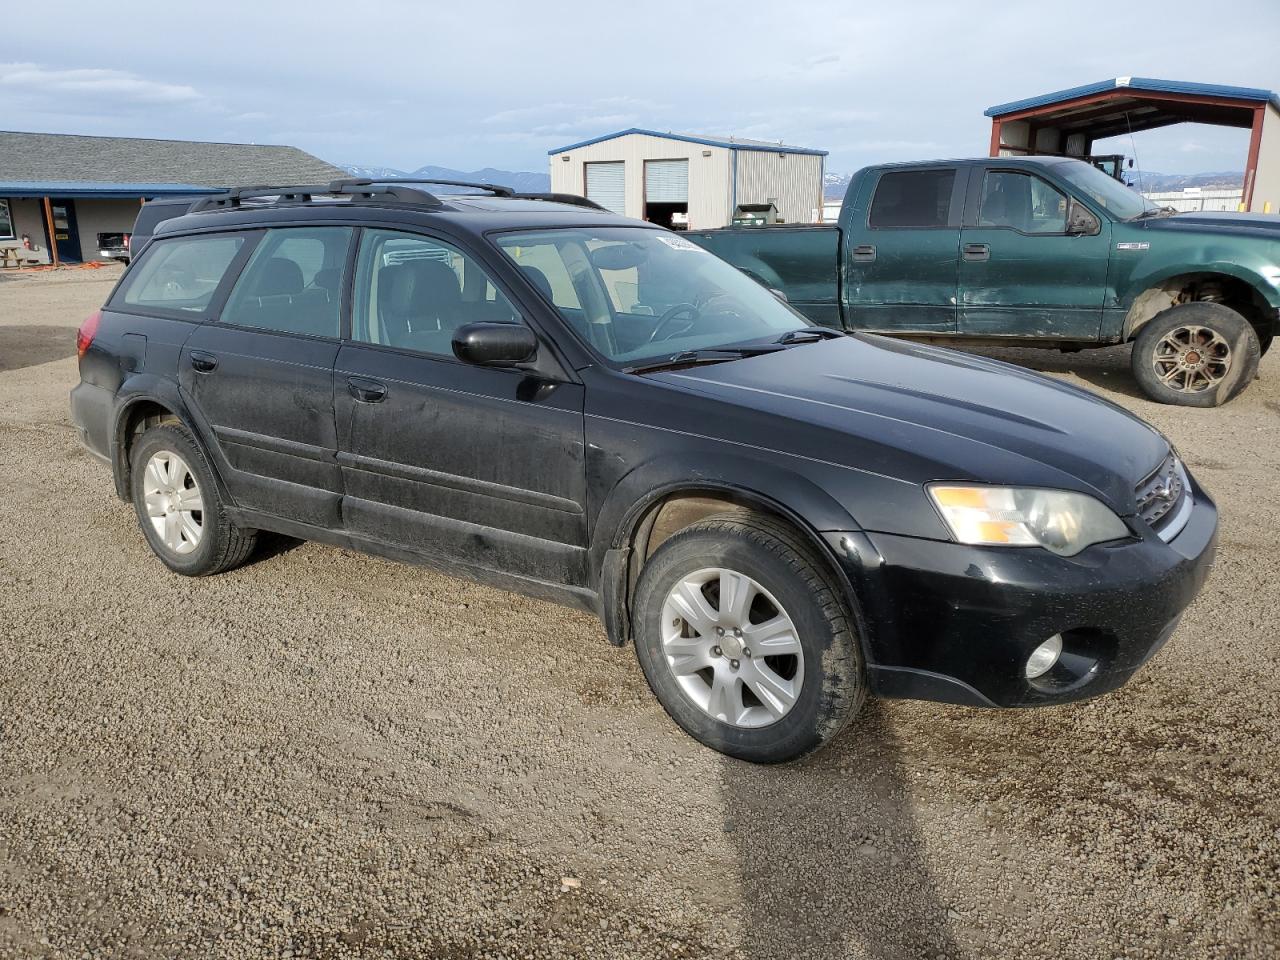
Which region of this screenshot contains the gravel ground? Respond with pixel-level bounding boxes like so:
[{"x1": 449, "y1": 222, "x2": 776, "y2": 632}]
[{"x1": 0, "y1": 265, "x2": 1276, "y2": 959}]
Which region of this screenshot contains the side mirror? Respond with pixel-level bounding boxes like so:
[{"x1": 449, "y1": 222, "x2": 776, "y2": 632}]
[
  {"x1": 1066, "y1": 201, "x2": 1100, "y2": 236},
  {"x1": 452, "y1": 322, "x2": 538, "y2": 367}
]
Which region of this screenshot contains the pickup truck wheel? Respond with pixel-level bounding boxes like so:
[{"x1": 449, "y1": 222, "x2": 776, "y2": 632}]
[
  {"x1": 1131, "y1": 302, "x2": 1260, "y2": 407},
  {"x1": 632, "y1": 513, "x2": 866, "y2": 763},
  {"x1": 129, "y1": 423, "x2": 257, "y2": 576}
]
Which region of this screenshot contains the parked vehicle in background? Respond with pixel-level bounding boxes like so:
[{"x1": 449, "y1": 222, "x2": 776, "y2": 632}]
[
  {"x1": 96, "y1": 231, "x2": 131, "y2": 263},
  {"x1": 71, "y1": 178, "x2": 1216, "y2": 763},
  {"x1": 689, "y1": 156, "x2": 1279, "y2": 406}
]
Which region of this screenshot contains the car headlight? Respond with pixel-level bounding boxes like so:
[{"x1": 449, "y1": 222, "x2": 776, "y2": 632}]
[{"x1": 927, "y1": 485, "x2": 1129, "y2": 556}]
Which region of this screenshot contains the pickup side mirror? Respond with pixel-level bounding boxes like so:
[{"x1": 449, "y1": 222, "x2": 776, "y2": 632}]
[
  {"x1": 1066, "y1": 201, "x2": 1101, "y2": 236},
  {"x1": 452, "y1": 322, "x2": 538, "y2": 367}
]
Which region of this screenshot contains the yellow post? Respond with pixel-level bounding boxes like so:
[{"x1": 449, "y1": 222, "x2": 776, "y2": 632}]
[
  {"x1": 1265, "y1": 201, "x2": 1273, "y2": 215},
  {"x1": 1238, "y1": 202, "x2": 1247, "y2": 212}
]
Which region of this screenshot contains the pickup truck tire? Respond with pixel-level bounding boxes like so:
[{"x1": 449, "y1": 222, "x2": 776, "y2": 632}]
[
  {"x1": 632, "y1": 513, "x2": 866, "y2": 763},
  {"x1": 129, "y1": 423, "x2": 258, "y2": 576},
  {"x1": 1130, "y1": 302, "x2": 1260, "y2": 407}
]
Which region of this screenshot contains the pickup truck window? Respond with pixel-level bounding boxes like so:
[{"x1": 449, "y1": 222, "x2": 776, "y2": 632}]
[
  {"x1": 496, "y1": 227, "x2": 802, "y2": 364},
  {"x1": 979, "y1": 172, "x2": 1068, "y2": 234},
  {"x1": 868, "y1": 170, "x2": 955, "y2": 228}
]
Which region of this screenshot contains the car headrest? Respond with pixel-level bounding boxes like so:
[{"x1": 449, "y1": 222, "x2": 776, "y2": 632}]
[
  {"x1": 254, "y1": 257, "x2": 304, "y2": 296},
  {"x1": 520, "y1": 265, "x2": 555, "y2": 301}
]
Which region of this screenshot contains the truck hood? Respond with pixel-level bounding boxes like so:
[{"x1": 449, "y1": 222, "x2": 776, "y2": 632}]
[
  {"x1": 1139, "y1": 210, "x2": 1280, "y2": 240},
  {"x1": 651, "y1": 335, "x2": 1168, "y2": 513}
]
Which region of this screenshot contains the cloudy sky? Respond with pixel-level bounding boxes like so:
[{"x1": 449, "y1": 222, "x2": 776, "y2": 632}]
[{"x1": 4, "y1": 0, "x2": 1278, "y2": 176}]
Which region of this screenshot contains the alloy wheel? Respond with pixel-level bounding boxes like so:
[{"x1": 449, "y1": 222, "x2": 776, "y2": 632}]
[
  {"x1": 660, "y1": 567, "x2": 804, "y2": 728},
  {"x1": 142, "y1": 451, "x2": 204, "y2": 555},
  {"x1": 1152, "y1": 324, "x2": 1232, "y2": 394}
]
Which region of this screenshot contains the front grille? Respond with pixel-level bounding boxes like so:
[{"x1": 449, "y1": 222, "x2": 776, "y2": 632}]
[{"x1": 1135, "y1": 452, "x2": 1191, "y2": 541}]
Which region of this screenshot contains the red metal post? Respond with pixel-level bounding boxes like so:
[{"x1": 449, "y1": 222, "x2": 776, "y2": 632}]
[{"x1": 1243, "y1": 106, "x2": 1265, "y2": 211}]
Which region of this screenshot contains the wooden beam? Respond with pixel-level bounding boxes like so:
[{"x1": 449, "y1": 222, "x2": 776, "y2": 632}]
[
  {"x1": 988, "y1": 120, "x2": 1002, "y2": 157},
  {"x1": 41, "y1": 196, "x2": 59, "y2": 268},
  {"x1": 993, "y1": 89, "x2": 1265, "y2": 125},
  {"x1": 1243, "y1": 106, "x2": 1265, "y2": 210}
]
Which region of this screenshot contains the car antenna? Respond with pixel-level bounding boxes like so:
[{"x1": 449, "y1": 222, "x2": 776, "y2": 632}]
[{"x1": 1124, "y1": 110, "x2": 1145, "y2": 194}]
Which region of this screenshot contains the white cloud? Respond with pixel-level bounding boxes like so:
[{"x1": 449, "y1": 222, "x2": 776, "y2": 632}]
[{"x1": 0, "y1": 62, "x2": 202, "y2": 103}]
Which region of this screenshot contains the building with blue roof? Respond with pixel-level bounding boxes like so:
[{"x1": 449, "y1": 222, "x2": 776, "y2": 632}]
[
  {"x1": 549, "y1": 129, "x2": 828, "y2": 229},
  {"x1": 984, "y1": 78, "x2": 1280, "y2": 213},
  {"x1": 0, "y1": 131, "x2": 344, "y2": 265}
]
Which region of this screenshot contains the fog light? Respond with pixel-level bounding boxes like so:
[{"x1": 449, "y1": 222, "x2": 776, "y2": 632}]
[{"x1": 1025, "y1": 634, "x2": 1064, "y2": 679}]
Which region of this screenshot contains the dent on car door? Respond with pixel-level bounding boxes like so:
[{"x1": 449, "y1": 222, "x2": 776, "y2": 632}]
[
  {"x1": 845, "y1": 166, "x2": 962, "y2": 333},
  {"x1": 957, "y1": 167, "x2": 1110, "y2": 339},
  {"x1": 180, "y1": 225, "x2": 354, "y2": 528},
  {"x1": 333, "y1": 227, "x2": 589, "y2": 587}
]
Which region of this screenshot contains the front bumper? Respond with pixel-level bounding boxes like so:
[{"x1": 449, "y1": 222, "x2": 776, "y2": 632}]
[{"x1": 826, "y1": 478, "x2": 1218, "y2": 708}]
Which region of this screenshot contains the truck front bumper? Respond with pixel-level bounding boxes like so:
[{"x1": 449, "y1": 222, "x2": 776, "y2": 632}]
[{"x1": 826, "y1": 479, "x2": 1218, "y2": 708}]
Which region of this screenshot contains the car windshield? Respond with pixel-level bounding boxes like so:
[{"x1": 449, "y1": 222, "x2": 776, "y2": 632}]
[
  {"x1": 494, "y1": 227, "x2": 806, "y2": 365},
  {"x1": 1054, "y1": 160, "x2": 1156, "y2": 220}
]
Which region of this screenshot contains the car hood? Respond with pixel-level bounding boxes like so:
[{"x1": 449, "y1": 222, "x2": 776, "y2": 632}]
[{"x1": 650, "y1": 335, "x2": 1168, "y2": 513}]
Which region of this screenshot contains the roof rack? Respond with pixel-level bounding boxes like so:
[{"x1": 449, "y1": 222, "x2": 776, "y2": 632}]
[
  {"x1": 335, "y1": 176, "x2": 515, "y2": 198},
  {"x1": 512, "y1": 191, "x2": 607, "y2": 211},
  {"x1": 187, "y1": 178, "x2": 611, "y2": 214}
]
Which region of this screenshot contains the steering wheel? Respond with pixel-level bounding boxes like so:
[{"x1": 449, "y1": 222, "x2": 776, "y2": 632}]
[{"x1": 647, "y1": 303, "x2": 699, "y2": 344}]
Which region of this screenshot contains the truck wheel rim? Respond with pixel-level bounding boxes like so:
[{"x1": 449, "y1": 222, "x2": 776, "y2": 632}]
[
  {"x1": 660, "y1": 567, "x2": 804, "y2": 728},
  {"x1": 1152, "y1": 324, "x2": 1231, "y2": 393},
  {"x1": 142, "y1": 451, "x2": 204, "y2": 555}
]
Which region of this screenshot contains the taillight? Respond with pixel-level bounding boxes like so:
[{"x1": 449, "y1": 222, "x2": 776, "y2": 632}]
[{"x1": 77, "y1": 310, "x2": 101, "y2": 359}]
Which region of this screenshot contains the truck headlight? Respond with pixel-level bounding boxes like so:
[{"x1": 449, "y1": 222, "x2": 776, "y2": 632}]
[{"x1": 927, "y1": 485, "x2": 1129, "y2": 556}]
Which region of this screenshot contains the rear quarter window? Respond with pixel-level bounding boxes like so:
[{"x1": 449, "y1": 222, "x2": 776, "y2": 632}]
[
  {"x1": 112, "y1": 235, "x2": 245, "y2": 314},
  {"x1": 868, "y1": 169, "x2": 956, "y2": 228}
]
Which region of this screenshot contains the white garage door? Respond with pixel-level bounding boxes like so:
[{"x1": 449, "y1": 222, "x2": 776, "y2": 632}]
[
  {"x1": 645, "y1": 159, "x2": 689, "y2": 202},
  {"x1": 585, "y1": 162, "x2": 626, "y2": 215}
]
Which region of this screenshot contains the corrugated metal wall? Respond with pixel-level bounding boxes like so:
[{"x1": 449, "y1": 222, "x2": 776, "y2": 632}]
[
  {"x1": 733, "y1": 151, "x2": 825, "y2": 225},
  {"x1": 550, "y1": 133, "x2": 732, "y2": 228}
]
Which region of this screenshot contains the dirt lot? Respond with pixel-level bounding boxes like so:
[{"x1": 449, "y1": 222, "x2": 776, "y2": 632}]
[{"x1": 0, "y1": 265, "x2": 1276, "y2": 959}]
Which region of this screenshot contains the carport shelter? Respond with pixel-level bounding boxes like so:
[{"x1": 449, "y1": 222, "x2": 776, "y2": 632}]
[
  {"x1": 984, "y1": 77, "x2": 1280, "y2": 212},
  {"x1": 0, "y1": 131, "x2": 345, "y2": 265}
]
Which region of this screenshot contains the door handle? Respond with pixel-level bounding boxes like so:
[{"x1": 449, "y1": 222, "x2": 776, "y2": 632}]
[
  {"x1": 189, "y1": 350, "x2": 218, "y2": 373},
  {"x1": 347, "y1": 376, "x2": 387, "y2": 403},
  {"x1": 962, "y1": 243, "x2": 990, "y2": 262},
  {"x1": 851, "y1": 243, "x2": 877, "y2": 262}
]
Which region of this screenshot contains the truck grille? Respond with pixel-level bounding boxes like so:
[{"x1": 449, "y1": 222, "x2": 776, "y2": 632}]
[{"x1": 1135, "y1": 452, "x2": 1191, "y2": 542}]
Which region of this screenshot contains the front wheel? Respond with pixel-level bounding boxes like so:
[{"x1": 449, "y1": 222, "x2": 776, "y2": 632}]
[
  {"x1": 632, "y1": 514, "x2": 866, "y2": 763},
  {"x1": 1130, "y1": 302, "x2": 1260, "y2": 407}
]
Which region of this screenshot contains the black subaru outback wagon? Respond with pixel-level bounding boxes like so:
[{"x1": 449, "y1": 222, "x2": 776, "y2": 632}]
[{"x1": 71, "y1": 179, "x2": 1217, "y2": 763}]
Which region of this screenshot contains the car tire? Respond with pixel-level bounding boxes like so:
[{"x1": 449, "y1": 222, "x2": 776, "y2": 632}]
[
  {"x1": 632, "y1": 513, "x2": 866, "y2": 763},
  {"x1": 1130, "y1": 302, "x2": 1260, "y2": 407},
  {"x1": 129, "y1": 422, "x2": 257, "y2": 576}
]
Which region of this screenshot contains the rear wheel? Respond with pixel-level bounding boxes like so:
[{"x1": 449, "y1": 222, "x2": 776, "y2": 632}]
[
  {"x1": 632, "y1": 514, "x2": 866, "y2": 763},
  {"x1": 1131, "y1": 302, "x2": 1259, "y2": 406},
  {"x1": 129, "y1": 423, "x2": 257, "y2": 576}
]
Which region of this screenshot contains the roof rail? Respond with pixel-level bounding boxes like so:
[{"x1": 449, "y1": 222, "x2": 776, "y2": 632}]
[
  {"x1": 334, "y1": 177, "x2": 515, "y2": 198},
  {"x1": 189, "y1": 180, "x2": 445, "y2": 212},
  {"x1": 513, "y1": 192, "x2": 608, "y2": 211}
]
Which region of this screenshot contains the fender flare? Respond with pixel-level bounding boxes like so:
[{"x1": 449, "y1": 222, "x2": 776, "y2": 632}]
[{"x1": 110, "y1": 375, "x2": 230, "y2": 503}]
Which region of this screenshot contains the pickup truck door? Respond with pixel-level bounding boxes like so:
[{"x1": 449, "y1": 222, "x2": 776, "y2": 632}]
[
  {"x1": 957, "y1": 165, "x2": 1111, "y2": 340},
  {"x1": 844, "y1": 166, "x2": 963, "y2": 334}
]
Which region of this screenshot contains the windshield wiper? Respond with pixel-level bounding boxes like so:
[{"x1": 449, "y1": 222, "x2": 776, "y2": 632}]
[
  {"x1": 776, "y1": 327, "x2": 845, "y2": 344},
  {"x1": 623, "y1": 346, "x2": 782, "y2": 374}
]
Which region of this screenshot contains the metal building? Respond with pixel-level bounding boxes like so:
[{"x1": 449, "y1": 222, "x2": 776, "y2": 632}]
[
  {"x1": 984, "y1": 77, "x2": 1280, "y2": 213},
  {"x1": 548, "y1": 129, "x2": 826, "y2": 230}
]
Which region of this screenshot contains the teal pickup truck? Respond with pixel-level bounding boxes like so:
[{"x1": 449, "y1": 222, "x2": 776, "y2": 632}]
[{"x1": 689, "y1": 156, "x2": 1280, "y2": 406}]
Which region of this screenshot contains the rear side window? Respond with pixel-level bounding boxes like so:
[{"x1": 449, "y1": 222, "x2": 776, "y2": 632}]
[
  {"x1": 868, "y1": 170, "x2": 956, "y2": 228},
  {"x1": 115, "y1": 235, "x2": 245, "y2": 313},
  {"x1": 219, "y1": 227, "x2": 353, "y2": 338}
]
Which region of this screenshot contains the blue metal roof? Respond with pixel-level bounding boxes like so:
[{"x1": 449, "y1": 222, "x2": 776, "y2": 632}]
[
  {"x1": 0, "y1": 180, "x2": 222, "y2": 199},
  {"x1": 549, "y1": 128, "x2": 827, "y2": 156},
  {"x1": 985, "y1": 78, "x2": 1280, "y2": 117}
]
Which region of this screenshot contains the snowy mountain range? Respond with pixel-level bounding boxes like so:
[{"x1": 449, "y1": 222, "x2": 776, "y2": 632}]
[
  {"x1": 822, "y1": 169, "x2": 1243, "y2": 201},
  {"x1": 340, "y1": 163, "x2": 551, "y2": 193}
]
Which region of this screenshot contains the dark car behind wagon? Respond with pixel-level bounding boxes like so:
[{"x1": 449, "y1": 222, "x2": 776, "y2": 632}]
[{"x1": 70, "y1": 179, "x2": 1217, "y2": 762}]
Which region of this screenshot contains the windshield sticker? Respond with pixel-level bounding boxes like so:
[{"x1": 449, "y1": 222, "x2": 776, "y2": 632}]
[{"x1": 655, "y1": 234, "x2": 701, "y2": 251}]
